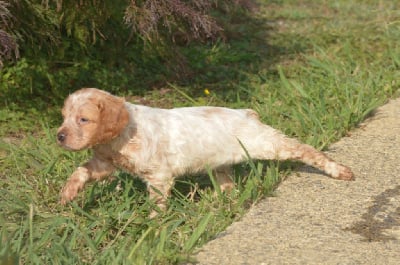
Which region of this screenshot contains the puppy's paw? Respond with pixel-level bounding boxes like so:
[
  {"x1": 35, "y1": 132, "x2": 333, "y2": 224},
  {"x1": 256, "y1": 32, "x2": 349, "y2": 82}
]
[
  {"x1": 60, "y1": 180, "x2": 81, "y2": 205},
  {"x1": 336, "y1": 166, "x2": 355, "y2": 181}
]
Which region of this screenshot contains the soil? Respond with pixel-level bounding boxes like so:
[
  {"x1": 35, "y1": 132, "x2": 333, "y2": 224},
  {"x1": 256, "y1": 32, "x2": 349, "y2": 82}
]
[{"x1": 194, "y1": 98, "x2": 400, "y2": 264}]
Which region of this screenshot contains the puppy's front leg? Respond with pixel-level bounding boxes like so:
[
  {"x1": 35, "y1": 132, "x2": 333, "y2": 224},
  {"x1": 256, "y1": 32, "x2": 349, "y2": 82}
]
[
  {"x1": 146, "y1": 174, "x2": 174, "y2": 216},
  {"x1": 60, "y1": 157, "x2": 115, "y2": 205}
]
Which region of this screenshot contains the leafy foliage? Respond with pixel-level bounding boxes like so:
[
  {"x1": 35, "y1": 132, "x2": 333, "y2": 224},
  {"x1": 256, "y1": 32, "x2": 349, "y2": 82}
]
[
  {"x1": 1, "y1": 0, "x2": 247, "y2": 64},
  {"x1": 5, "y1": 0, "x2": 129, "y2": 59},
  {"x1": 0, "y1": 0, "x2": 252, "y2": 108},
  {"x1": 0, "y1": 1, "x2": 18, "y2": 67},
  {"x1": 124, "y1": 0, "x2": 223, "y2": 43}
]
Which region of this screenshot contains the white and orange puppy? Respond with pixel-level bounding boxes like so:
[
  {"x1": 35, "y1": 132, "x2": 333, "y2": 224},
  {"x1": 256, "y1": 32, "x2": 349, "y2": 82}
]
[{"x1": 57, "y1": 88, "x2": 354, "y2": 210}]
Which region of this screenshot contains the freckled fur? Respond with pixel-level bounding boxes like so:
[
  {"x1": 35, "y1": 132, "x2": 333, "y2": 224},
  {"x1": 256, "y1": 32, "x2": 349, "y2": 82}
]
[{"x1": 57, "y1": 88, "x2": 354, "y2": 210}]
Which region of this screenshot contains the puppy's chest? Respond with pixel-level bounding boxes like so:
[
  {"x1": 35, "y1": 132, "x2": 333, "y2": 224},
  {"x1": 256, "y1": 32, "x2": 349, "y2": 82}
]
[
  {"x1": 95, "y1": 143, "x2": 142, "y2": 175},
  {"x1": 110, "y1": 151, "x2": 136, "y2": 173}
]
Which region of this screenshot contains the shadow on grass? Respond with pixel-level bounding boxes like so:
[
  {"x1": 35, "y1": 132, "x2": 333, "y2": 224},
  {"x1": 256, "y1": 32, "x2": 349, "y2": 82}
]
[{"x1": 0, "y1": 4, "x2": 308, "y2": 117}]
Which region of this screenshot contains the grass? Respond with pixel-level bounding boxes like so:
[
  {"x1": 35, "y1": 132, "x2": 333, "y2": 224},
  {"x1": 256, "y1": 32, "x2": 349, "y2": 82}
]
[{"x1": 1, "y1": 0, "x2": 400, "y2": 264}]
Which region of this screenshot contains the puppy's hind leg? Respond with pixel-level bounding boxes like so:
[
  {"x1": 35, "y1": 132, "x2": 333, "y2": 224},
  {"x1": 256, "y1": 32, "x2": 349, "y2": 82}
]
[
  {"x1": 273, "y1": 136, "x2": 354, "y2": 180},
  {"x1": 245, "y1": 125, "x2": 354, "y2": 181},
  {"x1": 213, "y1": 166, "x2": 235, "y2": 192}
]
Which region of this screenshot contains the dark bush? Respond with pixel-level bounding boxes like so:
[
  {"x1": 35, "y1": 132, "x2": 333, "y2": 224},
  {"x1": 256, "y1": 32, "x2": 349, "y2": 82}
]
[{"x1": 0, "y1": 1, "x2": 19, "y2": 67}]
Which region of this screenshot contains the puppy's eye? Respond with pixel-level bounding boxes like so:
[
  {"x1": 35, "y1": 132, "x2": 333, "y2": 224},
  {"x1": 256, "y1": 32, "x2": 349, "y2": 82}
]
[{"x1": 79, "y1": 117, "x2": 89, "y2": 124}]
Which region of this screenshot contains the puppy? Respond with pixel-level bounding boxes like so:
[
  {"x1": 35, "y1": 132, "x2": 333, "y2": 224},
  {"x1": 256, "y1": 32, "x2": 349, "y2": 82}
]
[{"x1": 57, "y1": 88, "x2": 354, "y2": 211}]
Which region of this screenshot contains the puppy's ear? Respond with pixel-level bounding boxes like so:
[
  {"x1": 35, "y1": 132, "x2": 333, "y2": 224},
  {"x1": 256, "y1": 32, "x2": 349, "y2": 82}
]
[{"x1": 96, "y1": 93, "x2": 129, "y2": 144}]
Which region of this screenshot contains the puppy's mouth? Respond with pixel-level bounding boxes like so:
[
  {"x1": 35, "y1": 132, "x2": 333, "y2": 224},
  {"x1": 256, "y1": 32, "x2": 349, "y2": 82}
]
[
  {"x1": 59, "y1": 142, "x2": 92, "y2": 152},
  {"x1": 57, "y1": 139, "x2": 81, "y2": 151},
  {"x1": 58, "y1": 142, "x2": 80, "y2": 151},
  {"x1": 57, "y1": 130, "x2": 89, "y2": 151}
]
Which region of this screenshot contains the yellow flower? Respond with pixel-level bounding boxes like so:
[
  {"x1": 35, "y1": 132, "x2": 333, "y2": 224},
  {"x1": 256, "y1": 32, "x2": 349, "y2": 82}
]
[{"x1": 204, "y1": 88, "x2": 210, "y2": 95}]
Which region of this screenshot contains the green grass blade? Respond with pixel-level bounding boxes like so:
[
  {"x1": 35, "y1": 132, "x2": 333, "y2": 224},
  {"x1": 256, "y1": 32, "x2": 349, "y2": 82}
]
[{"x1": 183, "y1": 212, "x2": 213, "y2": 251}]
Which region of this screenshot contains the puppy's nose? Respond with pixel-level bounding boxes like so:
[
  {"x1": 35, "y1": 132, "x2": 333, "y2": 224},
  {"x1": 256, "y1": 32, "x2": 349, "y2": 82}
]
[{"x1": 57, "y1": 131, "x2": 66, "y2": 143}]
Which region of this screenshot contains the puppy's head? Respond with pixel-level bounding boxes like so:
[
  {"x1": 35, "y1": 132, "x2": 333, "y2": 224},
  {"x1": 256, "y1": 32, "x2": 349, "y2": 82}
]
[{"x1": 57, "y1": 88, "x2": 129, "y2": 151}]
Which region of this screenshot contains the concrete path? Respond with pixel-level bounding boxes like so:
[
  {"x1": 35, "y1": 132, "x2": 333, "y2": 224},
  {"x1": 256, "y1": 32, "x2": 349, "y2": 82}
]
[{"x1": 195, "y1": 98, "x2": 400, "y2": 264}]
